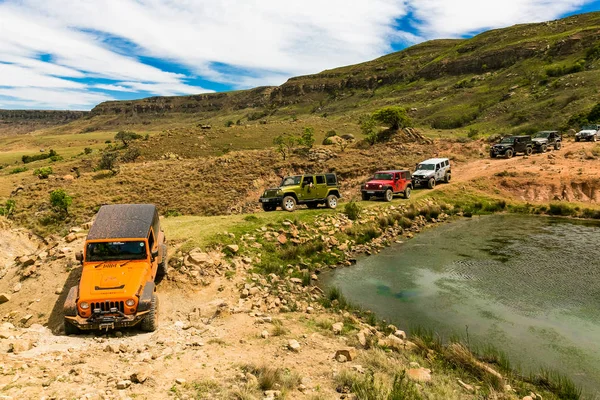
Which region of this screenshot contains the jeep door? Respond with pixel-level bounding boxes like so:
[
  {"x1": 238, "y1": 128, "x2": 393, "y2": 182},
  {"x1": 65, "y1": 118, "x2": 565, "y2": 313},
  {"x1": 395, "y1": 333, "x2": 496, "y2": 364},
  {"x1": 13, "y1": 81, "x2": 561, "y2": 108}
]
[
  {"x1": 435, "y1": 164, "x2": 443, "y2": 181},
  {"x1": 301, "y1": 175, "x2": 316, "y2": 200},
  {"x1": 514, "y1": 138, "x2": 524, "y2": 153},
  {"x1": 314, "y1": 175, "x2": 328, "y2": 199}
]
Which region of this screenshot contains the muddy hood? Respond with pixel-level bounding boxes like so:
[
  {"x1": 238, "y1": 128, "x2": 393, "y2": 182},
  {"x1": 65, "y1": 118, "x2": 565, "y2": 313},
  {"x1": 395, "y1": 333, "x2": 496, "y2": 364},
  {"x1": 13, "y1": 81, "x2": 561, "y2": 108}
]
[{"x1": 79, "y1": 261, "x2": 149, "y2": 299}]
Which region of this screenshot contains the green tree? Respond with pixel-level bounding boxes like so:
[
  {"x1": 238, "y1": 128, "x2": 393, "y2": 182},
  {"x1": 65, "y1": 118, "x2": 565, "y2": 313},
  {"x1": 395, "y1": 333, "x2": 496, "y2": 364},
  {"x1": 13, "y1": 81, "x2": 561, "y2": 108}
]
[
  {"x1": 0, "y1": 200, "x2": 16, "y2": 218},
  {"x1": 273, "y1": 133, "x2": 296, "y2": 160},
  {"x1": 114, "y1": 131, "x2": 142, "y2": 147},
  {"x1": 359, "y1": 115, "x2": 378, "y2": 145},
  {"x1": 372, "y1": 106, "x2": 412, "y2": 130},
  {"x1": 98, "y1": 152, "x2": 119, "y2": 174},
  {"x1": 588, "y1": 103, "x2": 600, "y2": 123},
  {"x1": 50, "y1": 189, "x2": 72, "y2": 215},
  {"x1": 299, "y1": 126, "x2": 315, "y2": 149}
]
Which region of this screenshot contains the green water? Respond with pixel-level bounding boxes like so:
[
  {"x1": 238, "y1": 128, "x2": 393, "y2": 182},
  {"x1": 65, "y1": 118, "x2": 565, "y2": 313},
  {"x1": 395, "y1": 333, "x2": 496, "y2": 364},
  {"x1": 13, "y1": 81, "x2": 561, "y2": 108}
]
[{"x1": 322, "y1": 214, "x2": 600, "y2": 396}]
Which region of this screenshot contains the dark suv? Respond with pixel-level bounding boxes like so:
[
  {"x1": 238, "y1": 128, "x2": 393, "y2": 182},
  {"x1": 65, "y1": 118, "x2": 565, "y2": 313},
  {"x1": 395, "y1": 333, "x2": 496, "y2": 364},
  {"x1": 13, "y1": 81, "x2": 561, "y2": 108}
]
[
  {"x1": 490, "y1": 136, "x2": 533, "y2": 158},
  {"x1": 532, "y1": 131, "x2": 562, "y2": 153}
]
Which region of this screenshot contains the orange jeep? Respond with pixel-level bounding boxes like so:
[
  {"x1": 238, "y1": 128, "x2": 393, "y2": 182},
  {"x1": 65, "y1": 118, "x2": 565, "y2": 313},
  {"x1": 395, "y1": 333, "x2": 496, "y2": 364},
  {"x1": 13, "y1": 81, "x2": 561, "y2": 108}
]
[{"x1": 64, "y1": 204, "x2": 167, "y2": 334}]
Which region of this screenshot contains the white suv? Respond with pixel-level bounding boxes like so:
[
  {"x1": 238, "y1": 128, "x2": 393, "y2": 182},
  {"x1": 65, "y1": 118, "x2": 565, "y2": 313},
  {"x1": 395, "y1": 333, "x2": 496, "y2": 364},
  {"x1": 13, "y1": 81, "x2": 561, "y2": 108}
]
[
  {"x1": 411, "y1": 158, "x2": 451, "y2": 189},
  {"x1": 575, "y1": 124, "x2": 600, "y2": 142}
]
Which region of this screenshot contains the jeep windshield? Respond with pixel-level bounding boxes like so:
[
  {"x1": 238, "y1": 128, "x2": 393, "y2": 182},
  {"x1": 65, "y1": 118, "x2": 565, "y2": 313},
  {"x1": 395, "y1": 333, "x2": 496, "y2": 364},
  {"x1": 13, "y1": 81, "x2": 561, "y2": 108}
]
[
  {"x1": 533, "y1": 132, "x2": 549, "y2": 138},
  {"x1": 499, "y1": 137, "x2": 514, "y2": 144},
  {"x1": 416, "y1": 164, "x2": 435, "y2": 171},
  {"x1": 280, "y1": 176, "x2": 301, "y2": 187},
  {"x1": 582, "y1": 125, "x2": 598, "y2": 131},
  {"x1": 86, "y1": 241, "x2": 147, "y2": 262},
  {"x1": 373, "y1": 173, "x2": 393, "y2": 180}
]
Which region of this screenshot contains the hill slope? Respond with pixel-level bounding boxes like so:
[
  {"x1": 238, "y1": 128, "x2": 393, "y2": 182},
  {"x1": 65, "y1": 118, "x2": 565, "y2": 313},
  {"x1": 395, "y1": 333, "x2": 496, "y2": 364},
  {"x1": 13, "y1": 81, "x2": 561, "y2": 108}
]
[{"x1": 82, "y1": 11, "x2": 600, "y2": 135}]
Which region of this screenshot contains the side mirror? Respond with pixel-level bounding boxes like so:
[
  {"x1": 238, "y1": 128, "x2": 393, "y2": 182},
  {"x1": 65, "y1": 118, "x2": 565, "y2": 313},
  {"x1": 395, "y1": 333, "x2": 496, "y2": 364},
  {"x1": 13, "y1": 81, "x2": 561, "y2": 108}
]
[
  {"x1": 75, "y1": 251, "x2": 83, "y2": 264},
  {"x1": 151, "y1": 250, "x2": 159, "y2": 259}
]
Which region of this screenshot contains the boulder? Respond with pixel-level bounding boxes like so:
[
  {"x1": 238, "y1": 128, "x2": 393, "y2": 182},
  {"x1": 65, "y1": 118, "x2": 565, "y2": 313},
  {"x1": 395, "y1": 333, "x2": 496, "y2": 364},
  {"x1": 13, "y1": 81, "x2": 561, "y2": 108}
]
[
  {"x1": 332, "y1": 322, "x2": 344, "y2": 335},
  {"x1": 0, "y1": 294, "x2": 10, "y2": 304},
  {"x1": 288, "y1": 339, "x2": 301, "y2": 352},
  {"x1": 116, "y1": 380, "x2": 131, "y2": 389},
  {"x1": 226, "y1": 244, "x2": 239, "y2": 254},
  {"x1": 393, "y1": 330, "x2": 406, "y2": 340},
  {"x1": 65, "y1": 233, "x2": 77, "y2": 243},
  {"x1": 406, "y1": 367, "x2": 431, "y2": 383},
  {"x1": 334, "y1": 348, "x2": 356, "y2": 362},
  {"x1": 9, "y1": 339, "x2": 32, "y2": 354}
]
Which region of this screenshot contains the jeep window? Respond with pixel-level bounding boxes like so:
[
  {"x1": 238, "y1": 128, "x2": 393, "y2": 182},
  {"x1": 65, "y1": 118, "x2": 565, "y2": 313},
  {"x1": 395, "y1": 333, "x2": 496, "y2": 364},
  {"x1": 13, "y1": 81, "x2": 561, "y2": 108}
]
[
  {"x1": 374, "y1": 173, "x2": 393, "y2": 180},
  {"x1": 582, "y1": 125, "x2": 597, "y2": 131},
  {"x1": 417, "y1": 164, "x2": 435, "y2": 171},
  {"x1": 86, "y1": 241, "x2": 147, "y2": 262},
  {"x1": 533, "y1": 132, "x2": 549, "y2": 138},
  {"x1": 499, "y1": 137, "x2": 513, "y2": 144},
  {"x1": 316, "y1": 175, "x2": 325, "y2": 184},
  {"x1": 302, "y1": 176, "x2": 314, "y2": 186},
  {"x1": 444, "y1": 161, "x2": 449, "y2": 167},
  {"x1": 148, "y1": 230, "x2": 155, "y2": 251},
  {"x1": 281, "y1": 176, "x2": 301, "y2": 186},
  {"x1": 326, "y1": 174, "x2": 337, "y2": 186}
]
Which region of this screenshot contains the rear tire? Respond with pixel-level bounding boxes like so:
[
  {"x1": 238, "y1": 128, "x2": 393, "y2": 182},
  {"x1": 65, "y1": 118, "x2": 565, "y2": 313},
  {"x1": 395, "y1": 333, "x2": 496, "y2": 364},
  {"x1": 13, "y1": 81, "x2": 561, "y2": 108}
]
[
  {"x1": 326, "y1": 195, "x2": 338, "y2": 209},
  {"x1": 505, "y1": 149, "x2": 514, "y2": 158},
  {"x1": 384, "y1": 189, "x2": 393, "y2": 202},
  {"x1": 282, "y1": 196, "x2": 296, "y2": 212},
  {"x1": 361, "y1": 192, "x2": 369, "y2": 201},
  {"x1": 555, "y1": 142, "x2": 562, "y2": 150},
  {"x1": 444, "y1": 173, "x2": 451, "y2": 183},
  {"x1": 64, "y1": 320, "x2": 80, "y2": 335},
  {"x1": 403, "y1": 187, "x2": 411, "y2": 199},
  {"x1": 156, "y1": 243, "x2": 168, "y2": 279},
  {"x1": 525, "y1": 147, "x2": 532, "y2": 156},
  {"x1": 427, "y1": 178, "x2": 436, "y2": 189},
  {"x1": 140, "y1": 294, "x2": 158, "y2": 332}
]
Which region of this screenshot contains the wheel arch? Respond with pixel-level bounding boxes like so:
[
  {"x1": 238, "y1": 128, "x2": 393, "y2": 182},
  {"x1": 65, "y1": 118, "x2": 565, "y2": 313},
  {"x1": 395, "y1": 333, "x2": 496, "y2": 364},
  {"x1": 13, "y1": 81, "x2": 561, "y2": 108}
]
[
  {"x1": 327, "y1": 190, "x2": 341, "y2": 198},
  {"x1": 283, "y1": 192, "x2": 299, "y2": 202}
]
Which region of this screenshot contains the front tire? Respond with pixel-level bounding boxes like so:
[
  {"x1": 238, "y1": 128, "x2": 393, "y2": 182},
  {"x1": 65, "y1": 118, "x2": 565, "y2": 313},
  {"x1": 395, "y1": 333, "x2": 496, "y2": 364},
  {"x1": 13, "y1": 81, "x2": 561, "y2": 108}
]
[
  {"x1": 541, "y1": 144, "x2": 547, "y2": 153},
  {"x1": 282, "y1": 196, "x2": 296, "y2": 212},
  {"x1": 403, "y1": 187, "x2": 411, "y2": 199},
  {"x1": 262, "y1": 203, "x2": 276, "y2": 212},
  {"x1": 575, "y1": 137, "x2": 580, "y2": 142},
  {"x1": 64, "y1": 320, "x2": 80, "y2": 335},
  {"x1": 361, "y1": 192, "x2": 369, "y2": 201},
  {"x1": 326, "y1": 195, "x2": 338, "y2": 209},
  {"x1": 427, "y1": 178, "x2": 436, "y2": 189},
  {"x1": 554, "y1": 142, "x2": 561, "y2": 150},
  {"x1": 384, "y1": 189, "x2": 393, "y2": 202},
  {"x1": 140, "y1": 294, "x2": 158, "y2": 332},
  {"x1": 505, "y1": 149, "x2": 514, "y2": 158},
  {"x1": 490, "y1": 152, "x2": 497, "y2": 158}
]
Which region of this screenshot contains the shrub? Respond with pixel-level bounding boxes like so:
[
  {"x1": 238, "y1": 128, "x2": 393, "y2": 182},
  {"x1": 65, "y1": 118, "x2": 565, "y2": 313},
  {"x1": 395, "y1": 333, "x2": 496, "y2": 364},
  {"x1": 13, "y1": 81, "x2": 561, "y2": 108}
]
[
  {"x1": 359, "y1": 115, "x2": 378, "y2": 145},
  {"x1": 22, "y1": 149, "x2": 58, "y2": 164},
  {"x1": 372, "y1": 106, "x2": 412, "y2": 130},
  {"x1": 247, "y1": 111, "x2": 268, "y2": 121},
  {"x1": 9, "y1": 167, "x2": 28, "y2": 174},
  {"x1": 114, "y1": 131, "x2": 142, "y2": 147},
  {"x1": 33, "y1": 166, "x2": 53, "y2": 179},
  {"x1": 120, "y1": 147, "x2": 141, "y2": 163},
  {"x1": 344, "y1": 201, "x2": 361, "y2": 221},
  {"x1": 545, "y1": 60, "x2": 585, "y2": 77},
  {"x1": 50, "y1": 189, "x2": 72, "y2": 215},
  {"x1": 548, "y1": 203, "x2": 575, "y2": 216},
  {"x1": 588, "y1": 102, "x2": 600, "y2": 123},
  {"x1": 0, "y1": 200, "x2": 16, "y2": 218},
  {"x1": 224, "y1": 120, "x2": 234, "y2": 127},
  {"x1": 84, "y1": 147, "x2": 93, "y2": 155},
  {"x1": 299, "y1": 126, "x2": 315, "y2": 149},
  {"x1": 326, "y1": 130, "x2": 337, "y2": 138},
  {"x1": 97, "y1": 152, "x2": 119, "y2": 173}
]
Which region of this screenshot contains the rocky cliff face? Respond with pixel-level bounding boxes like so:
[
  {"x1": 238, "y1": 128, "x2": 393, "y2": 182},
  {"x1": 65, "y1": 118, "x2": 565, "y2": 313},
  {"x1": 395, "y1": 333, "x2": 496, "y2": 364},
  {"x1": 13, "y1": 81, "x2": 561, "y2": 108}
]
[{"x1": 0, "y1": 110, "x2": 88, "y2": 135}]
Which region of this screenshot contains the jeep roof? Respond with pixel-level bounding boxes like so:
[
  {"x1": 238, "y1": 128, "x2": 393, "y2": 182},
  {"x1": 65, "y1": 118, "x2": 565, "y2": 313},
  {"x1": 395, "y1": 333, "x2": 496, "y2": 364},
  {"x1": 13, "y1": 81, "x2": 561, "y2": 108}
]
[
  {"x1": 418, "y1": 158, "x2": 449, "y2": 165},
  {"x1": 87, "y1": 204, "x2": 159, "y2": 241},
  {"x1": 373, "y1": 170, "x2": 410, "y2": 174}
]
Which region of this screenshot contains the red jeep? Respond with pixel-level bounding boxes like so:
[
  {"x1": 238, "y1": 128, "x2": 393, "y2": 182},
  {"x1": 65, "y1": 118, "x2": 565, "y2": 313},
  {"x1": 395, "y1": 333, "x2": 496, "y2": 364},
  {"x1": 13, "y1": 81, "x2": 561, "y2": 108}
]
[{"x1": 361, "y1": 170, "x2": 412, "y2": 201}]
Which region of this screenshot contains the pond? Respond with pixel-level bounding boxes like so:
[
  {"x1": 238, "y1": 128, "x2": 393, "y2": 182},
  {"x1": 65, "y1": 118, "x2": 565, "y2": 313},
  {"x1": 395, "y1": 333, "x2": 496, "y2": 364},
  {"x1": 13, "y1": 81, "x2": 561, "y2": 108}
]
[{"x1": 321, "y1": 214, "x2": 600, "y2": 396}]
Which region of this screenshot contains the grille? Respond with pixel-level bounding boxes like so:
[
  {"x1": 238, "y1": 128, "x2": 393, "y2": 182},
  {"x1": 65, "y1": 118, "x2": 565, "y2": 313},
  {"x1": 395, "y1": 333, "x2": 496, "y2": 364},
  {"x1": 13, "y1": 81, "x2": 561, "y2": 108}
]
[{"x1": 92, "y1": 301, "x2": 124, "y2": 313}]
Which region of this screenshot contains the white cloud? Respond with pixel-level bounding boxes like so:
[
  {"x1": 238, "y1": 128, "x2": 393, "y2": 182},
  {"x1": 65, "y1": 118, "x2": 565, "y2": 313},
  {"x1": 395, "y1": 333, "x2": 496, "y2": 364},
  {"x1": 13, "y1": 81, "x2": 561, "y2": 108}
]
[
  {"x1": 406, "y1": 0, "x2": 592, "y2": 38},
  {"x1": 0, "y1": 88, "x2": 112, "y2": 109},
  {"x1": 0, "y1": 0, "x2": 596, "y2": 109}
]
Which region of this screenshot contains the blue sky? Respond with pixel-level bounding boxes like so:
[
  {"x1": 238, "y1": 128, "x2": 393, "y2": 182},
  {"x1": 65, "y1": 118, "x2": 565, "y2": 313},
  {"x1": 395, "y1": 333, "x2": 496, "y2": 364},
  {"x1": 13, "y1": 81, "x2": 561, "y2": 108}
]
[{"x1": 1, "y1": 0, "x2": 599, "y2": 110}]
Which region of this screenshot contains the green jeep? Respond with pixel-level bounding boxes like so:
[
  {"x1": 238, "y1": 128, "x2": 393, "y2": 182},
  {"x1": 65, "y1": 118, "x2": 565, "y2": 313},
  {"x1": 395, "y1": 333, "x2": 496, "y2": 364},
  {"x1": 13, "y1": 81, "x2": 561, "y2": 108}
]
[{"x1": 259, "y1": 173, "x2": 341, "y2": 212}]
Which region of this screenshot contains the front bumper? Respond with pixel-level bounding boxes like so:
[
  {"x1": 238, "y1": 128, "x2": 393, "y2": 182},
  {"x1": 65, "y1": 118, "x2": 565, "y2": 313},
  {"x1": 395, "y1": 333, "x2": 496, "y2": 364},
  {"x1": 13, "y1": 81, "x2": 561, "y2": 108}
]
[
  {"x1": 259, "y1": 196, "x2": 283, "y2": 204},
  {"x1": 411, "y1": 177, "x2": 431, "y2": 186},
  {"x1": 490, "y1": 147, "x2": 507, "y2": 156},
  {"x1": 577, "y1": 135, "x2": 595, "y2": 141},
  {"x1": 65, "y1": 312, "x2": 148, "y2": 331},
  {"x1": 362, "y1": 189, "x2": 386, "y2": 196}
]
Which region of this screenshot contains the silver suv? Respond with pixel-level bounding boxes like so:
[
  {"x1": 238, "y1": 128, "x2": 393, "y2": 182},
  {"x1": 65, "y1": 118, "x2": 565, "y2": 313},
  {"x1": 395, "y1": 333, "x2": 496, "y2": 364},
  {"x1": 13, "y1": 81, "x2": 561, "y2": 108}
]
[
  {"x1": 575, "y1": 124, "x2": 600, "y2": 142},
  {"x1": 411, "y1": 158, "x2": 451, "y2": 189}
]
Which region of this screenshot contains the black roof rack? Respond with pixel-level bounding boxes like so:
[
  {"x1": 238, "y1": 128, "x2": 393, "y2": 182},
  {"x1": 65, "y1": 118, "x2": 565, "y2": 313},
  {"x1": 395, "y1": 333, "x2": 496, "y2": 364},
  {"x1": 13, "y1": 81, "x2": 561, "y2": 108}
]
[{"x1": 87, "y1": 204, "x2": 158, "y2": 240}]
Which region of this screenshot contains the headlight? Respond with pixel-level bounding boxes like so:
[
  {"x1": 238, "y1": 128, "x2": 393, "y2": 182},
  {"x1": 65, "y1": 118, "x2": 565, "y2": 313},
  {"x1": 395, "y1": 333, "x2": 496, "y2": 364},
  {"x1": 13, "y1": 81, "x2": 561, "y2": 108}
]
[
  {"x1": 277, "y1": 189, "x2": 282, "y2": 195},
  {"x1": 378, "y1": 184, "x2": 382, "y2": 189},
  {"x1": 126, "y1": 299, "x2": 135, "y2": 307},
  {"x1": 80, "y1": 302, "x2": 89, "y2": 309}
]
